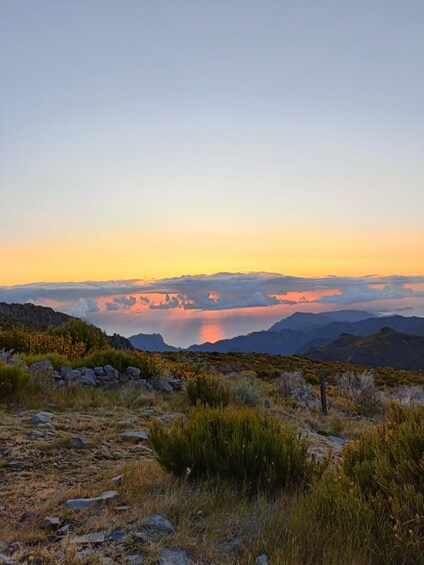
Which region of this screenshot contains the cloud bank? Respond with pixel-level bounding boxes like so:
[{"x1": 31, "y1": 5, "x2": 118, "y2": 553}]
[{"x1": 0, "y1": 272, "x2": 423, "y2": 316}]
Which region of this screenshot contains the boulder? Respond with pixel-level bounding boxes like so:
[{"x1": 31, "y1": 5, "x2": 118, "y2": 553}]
[
  {"x1": 145, "y1": 514, "x2": 174, "y2": 534},
  {"x1": 158, "y1": 549, "x2": 188, "y2": 565},
  {"x1": 29, "y1": 359, "x2": 54, "y2": 375}
]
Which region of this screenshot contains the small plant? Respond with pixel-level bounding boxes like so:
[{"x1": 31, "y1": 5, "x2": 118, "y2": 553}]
[
  {"x1": 0, "y1": 361, "x2": 29, "y2": 401},
  {"x1": 277, "y1": 370, "x2": 316, "y2": 408},
  {"x1": 338, "y1": 370, "x2": 382, "y2": 415},
  {"x1": 232, "y1": 381, "x2": 261, "y2": 407},
  {"x1": 185, "y1": 373, "x2": 231, "y2": 408},
  {"x1": 149, "y1": 406, "x2": 316, "y2": 491}
]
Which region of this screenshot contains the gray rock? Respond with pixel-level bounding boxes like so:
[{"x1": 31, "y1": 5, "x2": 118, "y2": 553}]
[
  {"x1": 38, "y1": 422, "x2": 55, "y2": 431},
  {"x1": 58, "y1": 524, "x2": 71, "y2": 535},
  {"x1": 0, "y1": 553, "x2": 16, "y2": 565},
  {"x1": 41, "y1": 516, "x2": 60, "y2": 529},
  {"x1": 94, "y1": 366, "x2": 106, "y2": 376},
  {"x1": 134, "y1": 531, "x2": 149, "y2": 544},
  {"x1": 29, "y1": 359, "x2": 54, "y2": 375},
  {"x1": 104, "y1": 365, "x2": 119, "y2": 380},
  {"x1": 60, "y1": 366, "x2": 80, "y2": 380},
  {"x1": 167, "y1": 379, "x2": 183, "y2": 392},
  {"x1": 64, "y1": 490, "x2": 119, "y2": 510},
  {"x1": 145, "y1": 514, "x2": 174, "y2": 534},
  {"x1": 120, "y1": 431, "x2": 149, "y2": 441},
  {"x1": 151, "y1": 379, "x2": 173, "y2": 393},
  {"x1": 80, "y1": 368, "x2": 97, "y2": 386},
  {"x1": 127, "y1": 556, "x2": 144, "y2": 565},
  {"x1": 71, "y1": 532, "x2": 105, "y2": 544},
  {"x1": 328, "y1": 435, "x2": 348, "y2": 447},
  {"x1": 75, "y1": 549, "x2": 94, "y2": 559},
  {"x1": 256, "y1": 555, "x2": 269, "y2": 565},
  {"x1": 31, "y1": 411, "x2": 56, "y2": 424},
  {"x1": 158, "y1": 549, "x2": 188, "y2": 565},
  {"x1": 71, "y1": 436, "x2": 89, "y2": 448},
  {"x1": 126, "y1": 366, "x2": 141, "y2": 379},
  {"x1": 112, "y1": 474, "x2": 123, "y2": 487}
]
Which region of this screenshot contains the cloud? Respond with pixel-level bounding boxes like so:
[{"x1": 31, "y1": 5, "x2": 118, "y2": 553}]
[
  {"x1": 67, "y1": 297, "x2": 100, "y2": 317},
  {"x1": 0, "y1": 273, "x2": 423, "y2": 314}
]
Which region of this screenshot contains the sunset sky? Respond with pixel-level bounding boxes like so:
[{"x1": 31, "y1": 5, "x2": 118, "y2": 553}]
[{"x1": 1, "y1": 1, "x2": 423, "y2": 345}]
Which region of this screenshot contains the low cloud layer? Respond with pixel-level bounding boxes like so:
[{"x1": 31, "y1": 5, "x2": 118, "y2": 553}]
[{"x1": 0, "y1": 272, "x2": 423, "y2": 316}]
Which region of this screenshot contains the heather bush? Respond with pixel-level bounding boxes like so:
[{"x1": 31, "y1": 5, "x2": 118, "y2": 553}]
[
  {"x1": 338, "y1": 370, "x2": 382, "y2": 415},
  {"x1": 186, "y1": 373, "x2": 231, "y2": 408},
  {"x1": 286, "y1": 404, "x2": 424, "y2": 564},
  {"x1": 149, "y1": 406, "x2": 316, "y2": 491},
  {"x1": 0, "y1": 361, "x2": 29, "y2": 401},
  {"x1": 232, "y1": 380, "x2": 261, "y2": 407}
]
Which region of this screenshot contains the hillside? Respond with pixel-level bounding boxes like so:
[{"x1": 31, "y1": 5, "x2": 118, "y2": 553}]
[
  {"x1": 307, "y1": 328, "x2": 424, "y2": 370},
  {"x1": 0, "y1": 301, "x2": 72, "y2": 330}
]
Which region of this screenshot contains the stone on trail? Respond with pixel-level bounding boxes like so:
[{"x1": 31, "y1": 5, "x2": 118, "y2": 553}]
[{"x1": 158, "y1": 549, "x2": 188, "y2": 565}]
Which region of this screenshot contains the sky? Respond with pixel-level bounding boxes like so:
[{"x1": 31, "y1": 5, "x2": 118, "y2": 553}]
[{"x1": 0, "y1": 1, "x2": 423, "y2": 345}]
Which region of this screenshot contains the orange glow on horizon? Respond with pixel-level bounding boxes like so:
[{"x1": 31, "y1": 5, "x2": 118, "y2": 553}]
[{"x1": 1, "y1": 224, "x2": 423, "y2": 286}]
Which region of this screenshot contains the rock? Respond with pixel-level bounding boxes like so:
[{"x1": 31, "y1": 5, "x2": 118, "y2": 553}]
[
  {"x1": 71, "y1": 532, "x2": 105, "y2": 544},
  {"x1": 38, "y1": 422, "x2": 55, "y2": 431},
  {"x1": 328, "y1": 435, "x2": 348, "y2": 447},
  {"x1": 41, "y1": 516, "x2": 60, "y2": 529},
  {"x1": 80, "y1": 368, "x2": 97, "y2": 386},
  {"x1": 145, "y1": 514, "x2": 175, "y2": 534},
  {"x1": 31, "y1": 411, "x2": 55, "y2": 424},
  {"x1": 29, "y1": 360, "x2": 54, "y2": 375},
  {"x1": 58, "y1": 524, "x2": 71, "y2": 535},
  {"x1": 0, "y1": 553, "x2": 16, "y2": 565},
  {"x1": 126, "y1": 366, "x2": 141, "y2": 379},
  {"x1": 158, "y1": 549, "x2": 188, "y2": 565},
  {"x1": 60, "y1": 366, "x2": 80, "y2": 380},
  {"x1": 94, "y1": 366, "x2": 106, "y2": 376},
  {"x1": 64, "y1": 490, "x2": 119, "y2": 510},
  {"x1": 167, "y1": 379, "x2": 183, "y2": 392},
  {"x1": 120, "y1": 431, "x2": 149, "y2": 441},
  {"x1": 133, "y1": 531, "x2": 149, "y2": 544},
  {"x1": 112, "y1": 474, "x2": 123, "y2": 487},
  {"x1": 107, "y1": 530, "x2": 125, "y2": 542},
  {"x1": 127, "y1": 555, "x2": 144, "y2": 565},
  {"x1": 256, "y1": 555, "x2": 269, "y2": 565},
  {"x1": 150, "y1": 379, "x2": 173, "y2": 393},
  {"x1": 19, "y1": 511, "x2": 35, "y2": 522},
  {"x1": 75, "y1": 548, "x2": 94, "y2": 559},
  {"x1": 104, "y1": 365, "x2": 119, "y2": 380},
  {"x1": 71, "y1": 436, "x2": 89, "y2": 448},
  {"x1": 7, "y1": 461, "x2": 23, "y2": 471}
]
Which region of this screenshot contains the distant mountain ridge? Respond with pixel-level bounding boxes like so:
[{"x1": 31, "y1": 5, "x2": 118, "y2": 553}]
[
  {"x1": 128, "y1": 333, "x2": 180, "y2": 352},
  {"x1": 307, "y1": 328, "x2": 424, "y2": 371},
  {"x1": 188, "y1": 313, "x2": 424, "y2": 360},
  {"x1": 269, "y1": 310, "x2": 376, "y2": 332}
]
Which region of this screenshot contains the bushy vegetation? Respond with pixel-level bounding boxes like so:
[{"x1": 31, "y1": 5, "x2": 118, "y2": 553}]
[
  {"x1": 185, "y1": 373, "x2": 231, "y2": 407},
  {"x1": 338, "y1": 369, "x2": 383, "y2": 415},
  {"x1": 75, "y1": 348, "x2": 166, "y2": 378},
  {"x1": 49, "y1": 318, "x2": 109, "y2": 353},
  {"x1": 149, "y1": 406, "x2": 316, "y2": 491},
  {"x1": 284, "y1": 404, "x2": 424, "y2": 565},
  {"x1": 0, "y1": 361, "x2": 29, "y2": 400},
  {"x1": 17, "y1": 352, "x2": 70, "y2": 370},
  {"x1": 0, "y1": 327, "x2": 86, "y2": 359},
  {"x1": 232, "y1": 380, "x2": 261, "y2": 407}
]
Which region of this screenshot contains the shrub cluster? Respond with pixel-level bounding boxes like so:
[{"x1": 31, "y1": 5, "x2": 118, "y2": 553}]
[
  {"x1": 185, "y1": 374, "x2": 231, "y2": 408},
  {"x1": 0, "y1": 361, "x2": 29, "y2": 400},
  {"x1": 287, "y1": 404, "x2": 424, "y2": 564},
  {"x1": 149, "y1": 406, "x2": 315, "y2": 491},
  {"x1": 232, "y1": 380, "x2": 261, "y2": 407}
]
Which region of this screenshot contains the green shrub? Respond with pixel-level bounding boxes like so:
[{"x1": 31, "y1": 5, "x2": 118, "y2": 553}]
[
  {"x1": 0, "y1": 361, "x2": 29, "y2": 401},
  {"x1": 286, "y1": 404, "x2": 424, "y2": 564},
  {"x1": 49, "y1": 318, "x2": 109, "y2": 353},
  {"x1": 232, "y1": 381, "x2": 261, "y2": 407},
  {"x1": 149, "y1": 406, "x2": 315, "y2": 491},
  {"x1": 75, "y1": 348, "x2": 165, "y2": 379},
  {"x1": 185, "y1": 374, "x2": 231, "y2": 408},
  {"x1": 17, "y1": 352, "x2": 70, "y2": 370}
]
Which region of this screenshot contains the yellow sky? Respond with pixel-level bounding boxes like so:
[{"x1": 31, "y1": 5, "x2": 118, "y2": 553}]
[{"x1": 1, "y1": 225, "x2": 423, "y2": 286}]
